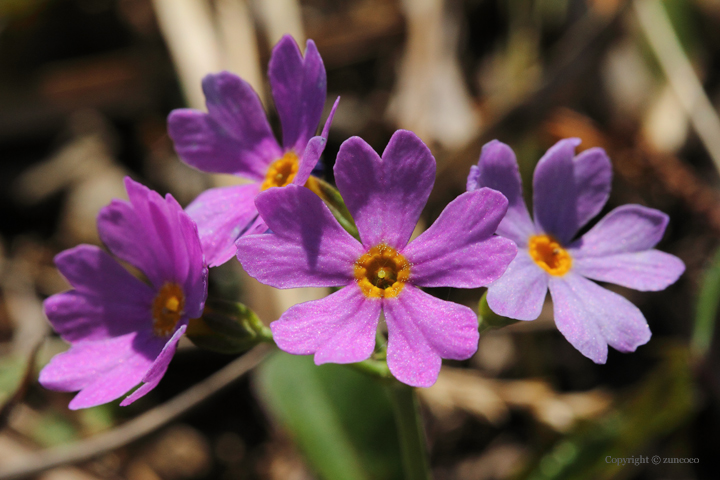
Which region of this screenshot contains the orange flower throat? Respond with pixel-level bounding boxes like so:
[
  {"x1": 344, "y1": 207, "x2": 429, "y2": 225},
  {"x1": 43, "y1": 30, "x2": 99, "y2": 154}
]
[
  {"x1": 528, "y1": 234, "x2": 572, "y2": 276},
  {"x1": 261, "y1": 151, "x2": 299, "y2": 190},
  {"x1": 152, "y1": 283, "x2": 185, "y2": 337},
  {"x1": 354, "y1": 244, "x2": 410, "y2": 298}
]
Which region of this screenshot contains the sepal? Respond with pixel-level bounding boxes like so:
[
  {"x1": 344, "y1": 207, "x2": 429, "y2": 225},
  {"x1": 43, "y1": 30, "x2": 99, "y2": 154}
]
[
  {"x1": 477, "y1": 291, "x2": 519, "y2": 334},
  {"x1": 305, "y1": 176, "x2": 360, "y2": 240},
  {"x1": 186, "y1": 299, "x2": 272, "y2": 354}
]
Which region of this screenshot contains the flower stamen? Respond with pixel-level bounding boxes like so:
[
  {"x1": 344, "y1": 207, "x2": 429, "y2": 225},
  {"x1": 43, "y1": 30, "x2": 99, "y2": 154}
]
[
  {"x1": 528, "y1": 234, "x2": 572, "y2": 276},
  {"x1": 354, "y1": 244, "x2": 410, "y2": 298},
  {"x1": 152, "y1": 283, "x2": 185, "y2": 337},
  {"x1": 261, "y1": 151, "x2": 299, "y2": 190}
]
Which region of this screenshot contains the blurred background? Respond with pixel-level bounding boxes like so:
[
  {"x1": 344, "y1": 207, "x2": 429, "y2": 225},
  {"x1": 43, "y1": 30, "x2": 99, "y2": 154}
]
[{"x1": 0, "y1": 0, "x2": 719, "y2": 478}]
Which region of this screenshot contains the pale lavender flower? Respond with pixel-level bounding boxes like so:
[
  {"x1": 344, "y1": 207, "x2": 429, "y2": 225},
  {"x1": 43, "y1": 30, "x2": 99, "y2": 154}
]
[
  {"x1": 39, "y1": 178, "x2": 207, "y2": 409},
  {"x1": 468, "y1": 139, "x2": 685, "y2": 363},
  {"x1": 237, "y1": 130, "x2": 517, "y2": 387},
  {"x1": 168, "y1": 35, "x2": 337, "y2": 267}
]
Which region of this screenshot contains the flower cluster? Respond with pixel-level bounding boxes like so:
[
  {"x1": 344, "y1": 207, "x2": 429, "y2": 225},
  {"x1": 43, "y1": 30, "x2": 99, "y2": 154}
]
[{"x1": 40, "y1": 35, "x2": 685, "y2": 408}]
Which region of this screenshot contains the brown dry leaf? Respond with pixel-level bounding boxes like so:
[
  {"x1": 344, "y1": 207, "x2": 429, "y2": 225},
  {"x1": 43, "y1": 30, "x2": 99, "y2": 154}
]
[
  {"x1": 142, "y1": 424, "x2": 212, "y2": 480},
  {"x1": 420, "y1": 367, "x2": 612, "y2": 433}
]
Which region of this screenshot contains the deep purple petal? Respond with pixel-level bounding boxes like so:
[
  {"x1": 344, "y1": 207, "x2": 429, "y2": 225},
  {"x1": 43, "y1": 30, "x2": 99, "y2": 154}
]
[
  {"x1": 185, "y1": 183, "x2": 261, "y2": 268},
  {"x1": 269, "y1": 36, "x2": 327, "y2": 153},
  {"x1": 548, "y1": 273, "x2": 651, "y2": 363},
  {"x1": 572, "y1": 204, "x2": 670, "y2": 257},
  {"x1": 532, "y1": 138, "x2": 582, "y2": 243},
  {"x1": 486, "y1": 250, "x2": 548, "y2": 320},
  {"x1": 46, "y1": 245, "x2": 154, "y2": 341},
  {"x1": 98, "y1": 178, "x2": 207, "y2": 317},
  {"x1": 573, "y1": 147, "x2": 612, "y2": 229},
  {"x1": 236, "y1": 185, "x2": 363, "y2": 288},
  {"x1": 573, "y1": 250, "x2": 685, "y2": 291},
  {"x1": 404, "y1": 189, "x2": 517, "y2": 288},
  {"x1": 384, "y1": 286, "x2": 479, "y2": 387},
  {"x1": 171, "y1": 196, "x2": 208, "y2": 318},
  {"x1": 293, "y1": 97, "x2": 339, "y2": 186},
  {"x1": 467, "y1": 140, "x2": 536, "y2": 246},
  {"x1": 168, "y1": 72, "x2": 282, "y2": 179},
  {"x1": 270, "y1": 285, "x2": 381, "y2": 364},
  {"x1": 334, "y1": 131, "x2": 436, "y2": 249},
  {"x1": 44, "y1": 291, "x2": 150, "y2": 343},
  {"x1": 120, "y1": 325, "x2": 186, "y2": 406}
]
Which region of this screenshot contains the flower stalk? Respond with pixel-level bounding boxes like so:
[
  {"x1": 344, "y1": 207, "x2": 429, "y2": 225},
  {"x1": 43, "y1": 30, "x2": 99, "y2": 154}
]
[{"x1": 386, "y1": 383, "x2": 432, "y2": 480}]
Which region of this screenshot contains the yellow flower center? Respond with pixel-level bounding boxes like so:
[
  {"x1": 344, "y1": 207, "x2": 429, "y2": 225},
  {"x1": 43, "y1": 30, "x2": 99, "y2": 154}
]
[
  {"x1": 528, "y1": 234, "x2": 572, "y2": 276},
  {"x1": 261, "y1": 151, "x2": 300, "y2": 190},
  {"x1": 152, "y1": 283, "x2": 185, "y2": 337},
  {"x1": 354, "y1": 244, "x2": 411, "y2": 298}
]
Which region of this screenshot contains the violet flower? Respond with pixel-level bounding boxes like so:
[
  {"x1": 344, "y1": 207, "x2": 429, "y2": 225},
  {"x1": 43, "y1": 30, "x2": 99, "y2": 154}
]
[
  {"x1": 237, "y1": 130, "x2": 517, "y2": 387},
  {"x1": 168, "y1": 35, "x2": 337, "y2": 267},
  {"x1": 39, "y1": 178, "x2": 207, "y2": 409},
  {"x1": 468, "y1": 139, "x2": 685, "y2": 363}
]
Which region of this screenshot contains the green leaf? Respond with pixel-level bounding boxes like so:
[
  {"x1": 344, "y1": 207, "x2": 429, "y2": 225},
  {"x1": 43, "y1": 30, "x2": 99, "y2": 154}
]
[
  {"x1": 0, "y1": 354, "x2": 29, "y2": 406},
  {"x1": 692, "y1": 246, "x2": 720, "y2": 358},
  {"x1": 255, "y1": 351, "x2": 403, "y2": 480}
]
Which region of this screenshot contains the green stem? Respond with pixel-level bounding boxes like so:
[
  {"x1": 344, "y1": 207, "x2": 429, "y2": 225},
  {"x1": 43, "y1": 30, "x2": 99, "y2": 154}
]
[
  {"x1": 385, "y1": 383, "x2": 432, "y2": 480},
  {"x1": 348, "y1": 358, "x2": 392, "y2": 379}
]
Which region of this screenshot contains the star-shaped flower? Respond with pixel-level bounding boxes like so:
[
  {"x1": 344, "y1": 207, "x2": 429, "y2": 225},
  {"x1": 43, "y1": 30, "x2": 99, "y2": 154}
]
[
  {"x1": 468, "y1": 139, "x2": 685, "y2": 362},
  {"x1": 237, "y1": 130, "x2": 517, "y2": 386},
  {"x1": 168, "y1": 35, "x2": 336, "y2": 267}
]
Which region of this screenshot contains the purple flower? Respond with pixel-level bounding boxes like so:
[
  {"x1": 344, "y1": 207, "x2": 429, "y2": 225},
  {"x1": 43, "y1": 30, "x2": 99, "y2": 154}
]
[
  {"x1": 468, "y1": 139, "x2": 685, "y2": 363},
  {"x1": 39, "y1": 177, "x2": 207, "y2": 409},
  {"x1": 237, "y1": 130, "x2": 517, "y2": 387},
  {"x1": 168, "y1": 35, "x2": 337, "y2": 267}
]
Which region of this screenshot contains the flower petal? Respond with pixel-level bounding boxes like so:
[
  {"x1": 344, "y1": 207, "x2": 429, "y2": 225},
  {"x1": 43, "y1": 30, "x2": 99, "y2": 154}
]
[
  {"x1": 573, "y1": 147, "x2": 612, "y2": 229},
  {"x1": 334, "y1": 130, "x2": 436, "y2": 249},
  {"x1": 532, "y1": 138, "x2": 582, "y2": 243},
  {"x1": 269, "y1": 36, "x2": 327, "y2": 153},
  {"x1": 236, "y1": 185, "x2": 363, "y2": 288},
  {"x1": 548, "y1": 273, "x2": 651, "y2": 364},
  {"x1": 120, "y1": 325, "x2": 186, "y2": 406},
  {"x1": 384, "y1": 286, "x2": 479, "y2": 387},
  {"x1": 39, "y1": 333, "x2": 141, "y2": 393},
  {"x1": 270, "y1": 285, "x2": 381, "y2": 364},
  {"x1": 98, "y1": 178, "x2": 207, "y2": 318},
  {"x1": 185, "y1": 183, "x2": 261, "y2": 268},
  {"x1": 46, "y1": 245, "x2": 154, "y2": 341},
  {"x1": 168, "y1": 72, "x2": 281, "y2": 180},
  {"x1": 573, "y1": 250, "x2": 685, "y2": 291},
  {"x1": 404, "y1": 189, "x2": 517, "y2": 288},
  {"x1": 293, "y1": 97, "x2": 339, "y2": 186},
  {"x1": 467, "y1": 140, "x2": 536, "y2": 245},
  {"x1": 486, "y1": 250, "x2": 548, "y2": 320},
  {"x1": 39, "y1": 331, "x2": 165, "y2": 410},
  {"x1": 572, "y1": 204, "x2": 669, "y2": 257}
]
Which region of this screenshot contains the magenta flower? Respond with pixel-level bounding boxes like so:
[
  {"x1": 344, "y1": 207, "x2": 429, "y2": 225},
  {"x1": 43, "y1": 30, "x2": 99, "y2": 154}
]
[
  {"x1": 39, "y1": 177, "x2": 207, "y2": 409},
  {"x1": 168, "y1": 35, "x2": 337, "y2": 267},
  {"x1": 237, "y1": 130, "x2": 517, "y2": 387},
  {"x1": 468, "y1": 139, "x2": 685, "y2": 363}
]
